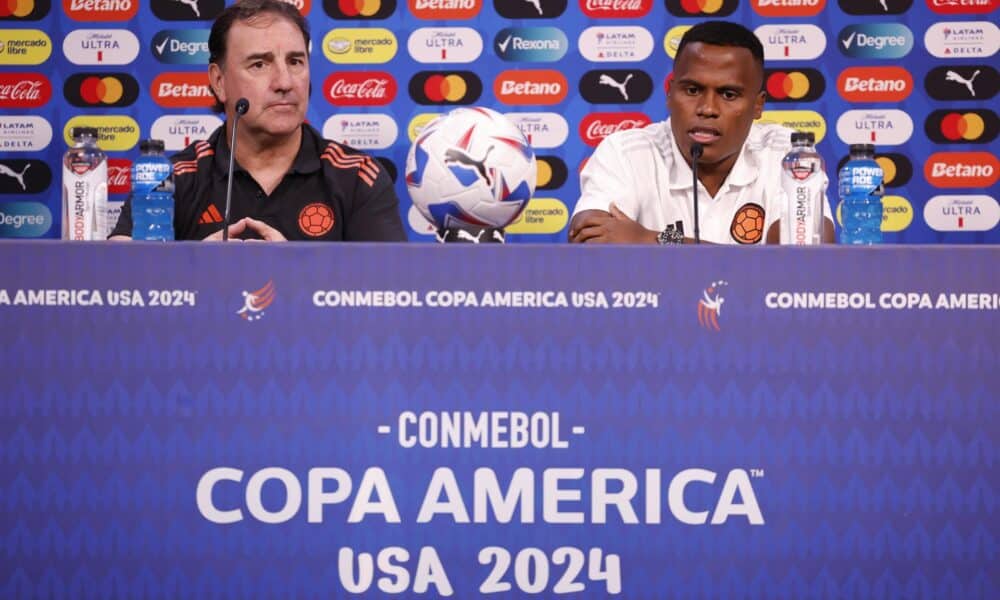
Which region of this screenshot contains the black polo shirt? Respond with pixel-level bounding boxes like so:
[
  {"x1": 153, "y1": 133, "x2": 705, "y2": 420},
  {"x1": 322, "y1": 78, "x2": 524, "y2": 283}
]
[{"x1": 111, "y1": 123, "x2": 406, "y2": 241}]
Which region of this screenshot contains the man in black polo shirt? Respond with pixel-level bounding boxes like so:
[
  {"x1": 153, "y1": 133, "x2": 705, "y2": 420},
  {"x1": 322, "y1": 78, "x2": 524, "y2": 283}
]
[{"x1": 110, "y1": 0, "x2": 406, "y2": 242}]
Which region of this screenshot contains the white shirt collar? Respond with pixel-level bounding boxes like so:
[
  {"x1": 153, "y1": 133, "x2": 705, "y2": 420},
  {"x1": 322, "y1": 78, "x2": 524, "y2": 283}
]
[{"x1": 663, "y1": 118, "x2": 760, "y2": 192}]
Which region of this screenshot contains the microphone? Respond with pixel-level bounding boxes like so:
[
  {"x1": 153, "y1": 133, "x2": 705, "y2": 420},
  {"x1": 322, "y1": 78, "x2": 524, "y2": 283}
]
[
  {"x1": 222, "y1": 98, "x2": 250, "y2": 241},
  {"x1": 690, "y1": 142, "x2": 703, "y2": 244}
]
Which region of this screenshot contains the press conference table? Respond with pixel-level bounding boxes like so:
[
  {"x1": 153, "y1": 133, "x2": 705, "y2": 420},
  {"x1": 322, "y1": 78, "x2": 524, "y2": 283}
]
[{"x1": 1, "y1": 241, "x2": 996, "y2": 599}]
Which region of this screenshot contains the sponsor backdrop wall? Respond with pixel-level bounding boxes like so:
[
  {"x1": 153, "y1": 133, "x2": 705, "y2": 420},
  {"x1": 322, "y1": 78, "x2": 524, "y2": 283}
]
[{"x1": 0, "y1": 0, "x2": 998, "y2": 242}]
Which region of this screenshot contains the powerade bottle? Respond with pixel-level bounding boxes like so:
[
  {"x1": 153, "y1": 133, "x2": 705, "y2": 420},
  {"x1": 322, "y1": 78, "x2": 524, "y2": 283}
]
[
  {"x1": 838, "y1": 144, "x2": 883, "y2": 245},
  {"x1": 131, "y1": 139, "x2": 174, "y2": 241},
  {"x1": 780, "y1": 131, "x2": 827, "y2": 245},
  {"x1": 62, "y1": 127, "x2": 108, "y2": 240}
]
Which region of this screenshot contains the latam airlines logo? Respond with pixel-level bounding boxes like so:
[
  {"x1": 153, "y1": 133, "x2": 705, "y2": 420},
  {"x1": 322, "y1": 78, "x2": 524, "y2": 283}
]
[
  {"x1": 409, "y1": 71, "x2": 482, "y2": 104},
  {"x1": 578, "y1": 26, "x2": 654, "y2": 62},
  {"x1": 755, "y1": 25, "x2": 826, "y2": 61},
  {"x1": 838, "y1": 24, "x2": 913, "y2": 58},
  {"x1": 494, "y1": 70, "x2": 567, "y2": 105},
  {"x1": 151, "y1": 0, "x2": 225, "y2": 20},
  {"x1": 836, "y1": 109, "x2": 913, "y2": 145},
  {"x1": 324, "y1": 71, "x2": 397, "y2": 106},
  {"x1": 0, "y1": 159, "x2": 51, "y2": 194},
  {"x1": 0, "y1": 29, "x2": 51, "y2": 64},
  {"x1": 925, "y1": 109, "x2": 999, "y2": 144},
  {"x1": 151, "y1": 114, "x2": 222, "y2": 151},
  {"x1": 64, "y1": 0, "x2": 136, "y2": 20},
  {"x1": 924, "y1": 195, "x2": 999, "y2": 232},
  {"x1": 764, "y1": 69, "x2": 825, "y2": 102},
  {"x1": 580, "y1": 0, "x2": 651, "y2": 18},
  {"x1": 323, "y1": 28, "x2": 398, "y2": 64},
  {"x1": 503, "y1": 112, "x2": 569, "y2": 148},
  {"x1": 408, "y1": 0, "x2": 479, "y2": 19},
  {"x1": 579, "y1": 69, "x2": 654, "y2": 104},
  {"x1": 0, "y1": 0, "x2": 51, "y2": 20},
  {"x1": 407, "y1": 27, "x2": 483, "y2": 63},
  {"x1": 579, "y1": 112, "x2": 651, "y2": 146},
  {"x1": 64, "y1": 73, "x2": 139, "y2": 107},
  {"x1": 837, "y1": 66, "x2": 913, "y2": 102},
  {"x1": 0, "y1": 73, "x2": 50, "y2": 108},
  {"x1": 927, "y1": 0, "x2": 997, "y2": 15},
  {"x1": 151, "y1": 29, "x2": 209, "y2": 64},
  {"x1": 924, "y1": 152, "x2": 998, "y2": 187},
  {"x1": 494, "y1": 27, "x2": 568, "y2": 62},
  {"x1": 150, "y1": 72, "x2": 213, "y2": 108},
  {"x1": 752, "y1": 0, "x2": 825, "y2": 17},
  {"x1": 497, "y1": 0, "x2": 567, "y2": 17},
  {"x1": 324, "y1": 0, "x2": 396, "y2": 18},
  {"x1": 0, "y1": 116, "x2": 52, "y2": 151},
  {"x1": 322, "y1": 113, "x2": 398, "y2": 149},
  {"x1": 924, "y1": 65, "x2": 999, "y2": 99},
  {"x1": 839, "y1": 0, "x2": 912, "y2": 14},
  {"x1": 924, "y1": 21, "x2": 1000, "y2": 58}
]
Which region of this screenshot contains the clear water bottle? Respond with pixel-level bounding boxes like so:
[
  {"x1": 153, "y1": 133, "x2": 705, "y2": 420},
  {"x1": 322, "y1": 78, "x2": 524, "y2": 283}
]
[
  {"x1": 131, "y1": 139, "x2": 174, "y2": 241},
  {"x1": 780, "y1": 131, "x2": 827, "y2": 245},
  {"x1": 62, "y1": 127, "x2": 108, "y2": 240},
  {"x1": 838, "y1": 144, "x2": 883, "y2": 245}
]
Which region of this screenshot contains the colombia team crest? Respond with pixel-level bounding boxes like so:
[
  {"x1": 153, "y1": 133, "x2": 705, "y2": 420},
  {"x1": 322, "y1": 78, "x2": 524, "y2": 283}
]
[{"x1": 299, "y1": 203, "x2": 335, "y2": 237}]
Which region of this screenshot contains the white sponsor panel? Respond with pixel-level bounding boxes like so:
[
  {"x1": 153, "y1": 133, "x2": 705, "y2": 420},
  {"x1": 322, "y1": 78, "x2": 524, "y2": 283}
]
[
  {"x1": 0, "y1": 116, "x2": 53, "y2": 152},
  {"x1": 924, "y1": 21, "x2": 1000, "y2": 59},
  {"x1": 63, "y1": 29, "x2": 140, "y2": 66},
  {"x1": 578, "y1": 27, "x2": 654, "y2": 63},
  {"x1": 755, "y1": 25, "x2": 826, "y2": 61},
  {"x1": 151, "y1": 115, "x2": 222, "y2": 151},
  {"x1": 503, "y1": 112, "x2": 568, "y2": 149},
  {"x1": 835, "y1": 109, "x2": 913, "y2": 145},
  {"x1": 322, "y1": 114, "x2": 398, "y2": 150},
  {"x1": 407, "y1": 28, "x2": 483, "y2": 63},
  {"x1": 924, "y1": 195, "x2": 999, "y2": 232}
]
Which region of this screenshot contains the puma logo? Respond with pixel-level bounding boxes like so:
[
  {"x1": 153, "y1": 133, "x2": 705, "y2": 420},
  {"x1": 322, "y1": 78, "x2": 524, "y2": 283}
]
[
  {"x1": 945, "y1": 69, "x2": 980, "y2": 97},
  {"x1": 445, "y1": 145, "x2": 495, "y2": 187},
  {"x1": 0, "y1": 162, "x2": 30, "y2": 191},
  {"x1": 598, "y1": 73, "x2": 633, "y2": 101},
  {"x1": 523, "y1": 0, "x2": 543, "y2": 16},
  {"x1": 175, "y1": 0, "x2": 201, "y2": 18}
]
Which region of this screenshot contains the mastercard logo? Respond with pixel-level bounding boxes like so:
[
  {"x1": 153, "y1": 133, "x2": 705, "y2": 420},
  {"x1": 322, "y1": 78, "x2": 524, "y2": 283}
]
[
  {"x1": 323, "y1": 0, "x2": 396, "y2": 19},
  {"x1": 534, "y1": 155, "x2": 567, "y2": 190},
  {"x1": 63, "y1": 72, "x2": 138, "y2": 107},
  {"x1": 764, "y1": 69, "x2": 825, "y2": 102},
  {"x1": 665, "y1": 0, "x2": 737, "y2": 16},
  {"x1": 924, "y1": 109, "x2": 998, "y2": 144},
  {"x1": 0, "y1": 0, "x2": 51, "y2": 19},
  {"x1": 408, "y1": 71, "x2": 482, "y2": 105}
]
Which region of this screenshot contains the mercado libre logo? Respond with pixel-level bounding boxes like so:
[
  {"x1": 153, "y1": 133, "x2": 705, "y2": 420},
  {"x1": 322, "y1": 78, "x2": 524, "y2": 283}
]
[
  {"x1": 665, "y1": 0, "x2": 737, "y2": 17},
  {"x1": 236, "y1": 280, "x2": 276, "y2": 322},
  {"x1": 697, "y1": 280, "x2": 727, "y2": 332},
  {"x1": 324, "y1": 0, "x2": 396, "y2": 19},
  {"x1": 0, "y1": 0, "x2": 51, "y2": 20}
]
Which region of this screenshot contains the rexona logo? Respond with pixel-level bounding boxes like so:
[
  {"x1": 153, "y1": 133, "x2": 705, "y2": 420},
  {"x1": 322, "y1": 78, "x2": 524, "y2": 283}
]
[
  {"x1": 924, "y1": 65, "x2": 999, "y2": 100},
  {"x1": 407, "y1": 28, "x2": 483, "y2": 63},
  {"x1": 837, "y1": 66, "x2": 913, "y2": 102},
  {"x1": 107, "y1": 158, "x2": 131, "y2": 194},
  {"x1": 408, "y1": 0, "x2": 480, "y2": 19},
  {"x1": 0, "y1": 73, "x2": 50, "y2": 108},
  {"x1": 325, "y1": 71, "x2": 397, "y2": 106},
  {"x1": 494, "y1": 70, "x2": 567, "y2": 105},
  {"x1": 752, "y1": 0, "x2": 825, "y2": 17},
  {"x1": 836, "y1": 109, "x2": 913, "y2": 145},
  {"x1": 924, "y1": 195, "x2": 999, "y2": 232},
  {"x1": 755, "y1": 25, "x2": 826, "y2": 61},
  {"x1": 925, "y1": 109, "x2": 999, "y2": 144},
  {"x1": 839, "y1": 0, "x2": 912, "y2": 14},
  {"x1": 63, "y1": 116, "x2": 139, "y2": 151},
  {"x1": 579, "y1": 0, "x2": 651, "y2": 18},
  {"x1": 0, "y1": 0, "x2": 51, "y2": 20},
  {"x1": 151, "y1": 0, "x2": 225, "y2": 21},
  {"x1": 64, "y1": 73, "x2": 138, "y2": 107},
  {"x1": 0, "y1": 29, "x2": 51, "y2": 65},
  {"x1": 924, "y1": 152, "x2": 999, "y2": 188},
  {"x1": 497, "y1": 0, "x2": 567, "y2": 18},
  {"x1": 924, "y1": 21, "x2": 1000, "y2": 58},
  {"x1": 579, "y1": 112, "x2": 651, "y2": 146},
  {"x1": 150, "y1": 72, "x2": 213, "y2": 108},
  {"x1": 758, "y1": 110, "x2": 826, "y2": 142},
  {"x1": 663, "y1": 25, "x2": 691, "y2": 59},
  {"x1": 578, "y1": 26, "x2": 654, "y2": 62},
  {"x1": 322, "y1": 113, "x2": 398, "y2": 149},
  {"x1": 838, "y1": 24, "x2": 913, "y2": 59},
  {"x1": 63, "y1": 29, "x2": 138, "y2": 65},
  {"x1": 494, "y1": 27, "x2": 568, "y2": 62},
  {"x1": 322, "y1": 28, "x2": 397, "y2": 64},
  {"x1": 151, "y1": 29, "x2": 210, "y2": 64},
  {"x1": 0, "y1": 158, "x2": 51, "y2": 194},
  {"x1": 579, "y1": 68, "x2": 653, "y2": 104},
  {"x1": 665, "y1": 0, "x2": 737, "y2": 16},
  {"x1": 0, "y1": 116, "x2": 52, "y2": 151},
  {"x1": 63, "y1": 0, "x2": 137, "y2": 21},
  {"x1": 409, "y1": 71, "x2": 482, "y2": 105},
  {"x1": 505, "y1": 198, "x2": 569, "y2": 234},
  {"x1": 838, "y1": 152, "x2": 913, "y2": 188},
  {"x1": 534, "y1": 155, "x2": 568, "y2": 190},
  {"x1": 324, "y1": 0, "x2": 397, "y2": 18},
  {"x1": 503, "y1": 112, "x2": 569, "y2": 148},
  {"x1": 764, "y1": 69, "x2": 825, "y2": 102},
  {"x1": 927, "y1": 0, "x2": 998, "y2": 15},
  {"x1": 0, "y1": 201, "x2": 51, "y2": 237},
  {"x1": 151, "y1": 114, "x2": 223, "y2": 151}
]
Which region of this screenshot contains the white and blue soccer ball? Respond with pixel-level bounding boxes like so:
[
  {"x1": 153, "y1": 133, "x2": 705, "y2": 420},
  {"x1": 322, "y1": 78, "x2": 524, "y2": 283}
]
[{"x1": 405, "y1": 107, "x2": 536, "y2": 231}]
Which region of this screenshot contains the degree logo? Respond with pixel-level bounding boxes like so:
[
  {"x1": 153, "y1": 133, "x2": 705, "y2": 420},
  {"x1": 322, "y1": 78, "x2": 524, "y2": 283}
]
[
  {"x1": 924, "y1": 195, "x2": 999, "y2": 232},
  {"x1": 63, "y1": 0, "x2": 137, "y2": 21},
  {"x1": 0, "y1": 158, "x2": 51, "y2": 194},
  {"x1": 151, "y1": 29, "x2": 210, "y2": 65},
  {"x1": 755, "y1": 24, "x2": 826, "y2": 61},
  {"x1": 752, "y1": 0, "x2": 825, "y2": 17},
  {"x1": 502, "y1": 112, "x2": 569, "y2": 148},
  {"x1": 924, "y1": 152, "x2": 999, "y2": 188},
  {"x1": 322, "y1": 28, "x2": 398, "y2": 64},
  {"x1": 665, "y1": 0, "x2": 737, "y2": 16},
  {"x1": 408, "y1": 0, "x2": 479, "y2": 19},
  {"x1": 0, "y1": 201, "x2": 51, "y2": 237},
  {"x1": 0, "y1": 0, "x2": 51, "y2": 20},
  {"x1": 924, "y1": 64, "x2": 999, "y2": 100},
  {"x1": 534, "y1": 155, "x2": 567, "y2": 190},
  {"x1": 63, "y1": 28, "x2": 138, "y2": 65},
  {"x1": 927, "y1": 0, "x2": 998, "y2": 15},
  {"x1": 150, "y1": 71, "x2": 213, "y2": 108},
  {"x1": 0, "y1": 73, "x2": 51, "y2": 108},
  {"x1": 409, "y1": 71, "x2": 482, "y2": 105},
  {"x1": 764, "y1": 69, "x2": 825, "y2": 102},
  {"x1": 838, "y1": 24, "x2": 913, "y2": 59},
  {"x1": 0, "y1": 29, "x2": 51, "y2": 65},
  {"x1": 494, "y1": 70, "x2": 567, "y2": 105},
  {"x1": 407, "y1": 27, "x2": 483, "y2": 63},
  {"x1": 579, "y1": 69, "x2": 654, "y2": 104},
  {"x1": 837, "y1": 66, "x2": 913, "y2": 102},
  {"x1": 839, "y1": 0, "x2": 912, "y2": 14},
  {"x1": 925, "y1": 109, "x2": 999, "y2": 143},
  {"x1": 839, "y1": 152, "x2": 913, "y2": 188},
  {"x1": 64, "y1": 72, "x2": 139, "y2": 107},
  {"x1": 63, "y1": 115, "x2": 140, "y2": 151},
  {"x1": 579, "y1": 112, "x2": 651, "y2": 146},
  {"x1": 497, "y1": 0, "x2": 567, "y2": 18},
  {"x1": 324, "y1": 0, "x2": 396, "y2": 18},
  {"x1": 579, "y1": 0, "x2": 650, "y2": 18}
]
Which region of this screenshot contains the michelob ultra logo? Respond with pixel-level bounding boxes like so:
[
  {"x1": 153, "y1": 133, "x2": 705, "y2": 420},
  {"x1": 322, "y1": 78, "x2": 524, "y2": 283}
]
[
  {"x1": 755, "y1": 24, "x2": 826, "y2": 61},
  {"x1": 0, "y1": 29, "x2": 51, "y2": 64},
  {"x1": 838, "y1": 24, "x2": 913, "y2": 59},
  {"x1": 836, "y1": 109, "x2": 913, "y2": 145},
  {"x1": 407, "y1": 27, "x2": 483, "y2": 63},
  {"x1": 0, "y1": 72, "x2": 50, "y2": 108},
  {"x1": 752, "y1": 0, "x2": 825, "y2": 17},
  {"x1": 837, "y1": 66, "x2": 913, "y2": 102},
  {"x1": 758, "y1": 110, "x2": 826, "y2": 142},
  {"x1": 664, "y1": 0, "x2": 737, "y2": 16},
  {"x1": 63, "y1": 29, "x2": 138, "y2": 65},
  {"x1": 407, "y1": 113, "x2": 442, "y2": 142},
  {"x1": 924, "y1": 64, "x2": 998, "y2": 100},
  {"x1": 927, "y1": 0, "x2": 997, "y2": 15},
  {"x1": 497, "y1": 0, "x2": 567, "y2": 18},
  {"x1": 408, "y1": 71, "x2": 481, "y2": 105},
  {"x1": 0, "y1": 158, "x2": 51, "y2": 194},
  {"x1": 503, "y1": 112, "x2": 569, "y2": 148},
  {"x1": 151, "y1": 114, "x2": 222, "y2": 151},
  {"x1": 505, "y1": 198, "x2": 569, "y2": 234},
  {"x1": 494, "y1": 70, "x2": 567, "y2": 105},
  {"x1": 924, "y1": 152, "x2": 999, "y2": 187},
  {"x1": 578, "y1": 26, "x2": 654, "y2": 62},
  {"x1": 64, "y1": 72, "x2": 139, "y2": 107},
  {"x1": 324, "y1": 0, "x2": 396, "y2": 18},
  {"x1": 579, "y1": 112, "x2": 651, "y2": 146},
  {"x1": 839, "y1": 0, "x2": 912, "y2": 14},
  {"x1": 323, "y1": 28, "x2": 397, "y2": 64},
  {"x1": 322, "y1": 113, "x2": 398, "y2": 150},
  {"x1": 0, "y1": 0, "x2": 51, "y2": 20},
  {"x1": 838, "y1": 153, "x2": 913, "y2": 188},
  {"x1": 579, "y1": 0, "x2": 649, "y2": 18},
  {"x1": 408, "y1": 0, "x2": 479, "y2": 19},
  {"x1": 494, "y1": 27, "x2": 568, "y2": 62},
  {"x1": 925, "y1": 109, "x2": 999, "y2": 144},
  {"x1": 63, "y1": 116, "x2": 139, "y2": 151},
  {"x1": 534, "y1": 155, "x2": 568, "y2": 190},
  {"x1": 0, "y1": 115, "x2": 52, "y2": 151},
  {"x1": 151, "y1": 72, "x2": 213, "y2": 108},
  {"x1": 151, "y1": 29, "x2": 210, "y2": 65},
  {"x1": 325, "y1": 71, "x2": 397, "y2": 106},
  {"x1": 763, "y1": 68, "x2": 825, "y2": 102},
  {"x1": 924, "y1": 21, "x2": 999, "y2": 58},
  {"x1": 63, "y1": 0, "x2": 137, "y2": 21},
  {"x1": 924, "y1": 195, "x2": 999, "y2": 232},
  {"x1": 662, "y1": 25, "x2": 691, "y2": 59}
]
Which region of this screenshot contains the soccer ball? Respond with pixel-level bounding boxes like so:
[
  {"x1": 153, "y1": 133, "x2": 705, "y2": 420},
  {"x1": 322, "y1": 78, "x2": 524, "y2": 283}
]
[{"x1": 405, "y1": 107, "x2": 536, "y2": 231}]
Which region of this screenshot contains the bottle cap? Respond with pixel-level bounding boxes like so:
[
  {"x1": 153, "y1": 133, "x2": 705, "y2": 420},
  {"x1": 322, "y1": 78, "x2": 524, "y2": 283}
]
[
  {"x1": 790, "y1": 131, "x2": 815, "y2": 144},
  {"x1": 139, "y1": 139, "x2": 166, "y2": 153},
  {"x1": 71, "y1": 127, "x2": 99, "y2": 140},
  {"x1": 849, "y1": 143, "x2": 875, "y2": 155}
]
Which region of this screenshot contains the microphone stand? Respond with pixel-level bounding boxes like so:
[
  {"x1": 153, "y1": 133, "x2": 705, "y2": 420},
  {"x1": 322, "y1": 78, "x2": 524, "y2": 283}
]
[
  {"x1": 691, "y1": 143, "x2": 703, "y2": 244},
  {"x1": 222, "y1": 98, "x2": 250, "y2": 242}
]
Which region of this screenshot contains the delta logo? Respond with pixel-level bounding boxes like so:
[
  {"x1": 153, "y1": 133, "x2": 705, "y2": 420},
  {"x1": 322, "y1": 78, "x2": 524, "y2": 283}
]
[
  {"x1": 924, "y1": 65, "x2": 999, "y2": 100},
  {"x1": 534, "y1": 155, "x2": 568, "y2": 190},
  {"x1": 324, "y1": 0, "x2": 396, "y2": 18},
  {"x1": 63, "y1": 0, "x2": 136, "y2": 21},
  {"x1": 836, "y1": 109, "x2": 913, "y2": 145},
  {"x1": 151, "y1": 72, "x2": 213, "y2": 108},
  {"x1": 503, "y1": 112, "x2": 569, "y2": 148},
  {"x1": 62, "y1": 115, "x2": 139, "y2": 151},
  {"x1": 0, "y1": 158, "x2": 51, "y2": 194},
  {"x1": 752, "y1": 0, "x2": 825, "y2": 17},
  {"x1": 63, "y1": 29, "x2": 138, "y2": 66},
  {"x1": 494, "y1": 70, "x2": 567, "y2": 105},
  {"x1": 0, "y1": 29, "x2": 51, "y2": 65},
  {"x1": 325, "y1": 71, "x2": 397, "y2": 106},
  {"x1": 837, "y1": 66, "x2": 913, "y2": 102},
  {"x1": 107, "y1": 158, "x2": 130, "y2": 194},
  {"x1": 579, "y1": 0, "x2": 651, "y2": 18},
  {"x1": 408, "y1": 0, "x2": 479, "y2": 19},
  {"x1": 322, "y1": 113, "x2": 398, "y2": 149},
  {"x1": 927, "y1": 0, "x2": 997, "y2": 15},
  {"x1": 494, "y1": 27, "x2": 568, "y2": 62},
  {"x1": 0, "y1": 116, "x2": 52, "y2": 152},
  {"x1": 925, "y1": 21, "x2": 1000, "y2": 58},
  {"x1": 924, "y1": 152, "x2": 999, "y2": 188},
  {"x1": 64, "y1": 72, "x2": 138, "y2": 107},
  {"x1": 0, "y1": 0, "x2": 51, "y2": 20},
  {"x1": 764, "y1": 69, "x2": 825, "y2": 102},
  {"x1": 838, "y1": 152, "x2": 913, "y2": 188},
  {"x1": 838, "y1": 24, "x2": 913, "y2": 59},
  {"x1": 924, "y1": 195, "x2": 999, "y2": 232},
  {"x1": 151, "y1": 0, "x2": 224, "y2": 21},
  {"x1": 755, "y1": 25, "x2": 826, "y2": 61},
  {"x1": 578, "y1": 26, "x2": 654, "y2": 62},
  {"x1": 579, "y1": 112, "x2": 651, "y2": 146},
  {"x1": 665, "y1": 0, "x2": 737, "y2": 16},
  {"x1": 579, "y1": 69, "x2": 654, "y2": 104},
  {"x1": 839, "y1": 0, "x2": 912, "y2": 14},
  {"x1": 925, "y1": 109, "x2": 999, "y2": 144},
  {"x1": 497, "y1": 0, "x2": 567, "y2": 18},
  {"x1": 408, "y1": 71, "x2": 482, "y2": 105},
  {"x1": 407, "y1": 27, "x2": 483, "y2": 63},
  {"x1": 0, "y1": 73, "x2": 50, "y2": 108},
  {"x1": 322, "y1": 28, "x2": 398, "y2": 64}
]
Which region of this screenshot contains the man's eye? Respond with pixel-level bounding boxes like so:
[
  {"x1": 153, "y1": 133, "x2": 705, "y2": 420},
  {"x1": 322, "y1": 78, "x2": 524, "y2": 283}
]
[
  {"x1": 722, "y1": 91, "x2": 738, "y2": 100},
  {"x1": 685, "y1": 86, "x2": 700, "y2": 95},
  {"x1": 250, "y1": 61, "x2": 265, "y2": 70}
]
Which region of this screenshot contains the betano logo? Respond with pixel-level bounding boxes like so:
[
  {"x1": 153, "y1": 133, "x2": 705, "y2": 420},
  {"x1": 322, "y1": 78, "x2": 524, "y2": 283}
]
[
  {"x1": 579, "y1": 112, "x2": 651, "y2": 146},
  {"x1": 838, "y1": 24, "x2": 913, "y2": 59},
  {"x1": 927, "y1": 0, "x2": 997, "y2": 15},
  {"x1": 63, "y1": 0, "x2": 137, "y2": 21},
  {"x1": 579, "y1": 0, "x2": 650, "y2": 18},
  {"x1": 665, "y1": 0, "x2": 737, "y2": 16},
  {"x1": 0, "y1": 73, "x2": 50, "y2": 108},
  {"x1": 578, "y1": 26, "x2": 653, "y2": 62},
  {"x1": 925, "y1": 109, "x2": 998, "y2": 143},
  {"x1": 924, "y1": 195, "x2": 999, "y2": 232},
  {"x1": 0, "y1": 115, "x2": 52, "y2": 151},
  {"x1": 409, "y1": 71, "x2": 482, "y2": 105},
  {"x1": 764, "y1": 69, "x2": 825, "y2": 102},
  {"x1": 494, "y1": 27, "x2": 568, "y2": 62},
  {"x1": 236, "y1": 280, "x2": 275, "y2": 322},
  {"x1": 758, "y1": 110, "x2": 826, "y2": 142},
  {"x1": 63, "y1": 115, "x2": 139, "y2": 151},
  {"x1": 322, "y1": 28, "x2": 397, "y2": 64},
  {"x1": 0, "y1": 0, "x2": 51, "y2": 20},
  {"x1": 837, "y1": 66, "x2": 913, "y2": 102},
  {"x1": 836, "y1": 109, "x2": 913, "y2": 145},
  {"x1": 63, "y1": 28, "x2": 138, "y2": 65},
  {"x1": 663, "y1": 25, "x2": 691, "y2": 59},
  {"x1": 534, "y1": 155, "x2": 567, "y2": 190},
  {"x1": 752, "y1": 0, "x2": 825, "y2": 17},
  {"x1": 755, "y1": 25, "x2": 826, "y2": 61},
  {"x1": 151, "y1": 114, "x2": 222, "y2": 150},
  {"x1": 505, "y1": 198, "x2": 569, "y2": 234},
  {"x1": 924, "y1": 64, "x2": 999, "y2": 100},
  {"x1": 324, "y1": 0, "x2": 396, "y2": 18},
  {"x1": 407, "y1": 27, "x2": 482, "y2": 63},
  {"x1": 151, "y1": 72, "x2": 213, "y2": 108},
  {"x1": 924, "y1": 152, "x2": 999, "y2": 187},
  {"x1": 494, "y1": 69, "x2": 567, "y2": 105},
  {"x1": 325, "y1": 71, "x2": 397, "y2": 106},
  {"x1": 322, "y1": 113, "x2": 398, "y2": 149},
  {"x1": 503, "y1": 112, "x2": 569, "y2": 148},
  {"x1": 408, "y1": 0, "x2": 479, "y2": 19},
  {"x1": 924, "y1": 21, "x2": 999, "y2": 58},
  {"x1": 0, "y1": 29, "x2": 50, "y2": 64},
  {"x1": 839, "y1": 0, "x2": 912, "y2": 14},
  {"x1": 64, "y1": 72, "x2": 139, "y2": 107}
]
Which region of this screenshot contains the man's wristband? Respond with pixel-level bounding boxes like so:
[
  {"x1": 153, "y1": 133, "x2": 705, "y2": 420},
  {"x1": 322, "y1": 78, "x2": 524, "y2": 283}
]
[{"x1": 656, "y1": 221, "x2": 685, "y2": 245}]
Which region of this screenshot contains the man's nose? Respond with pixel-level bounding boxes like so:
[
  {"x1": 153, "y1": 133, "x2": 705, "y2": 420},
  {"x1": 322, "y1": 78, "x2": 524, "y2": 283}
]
[
  {"x1": 696, "y1": 92, "x2": 720, "y2": 118},
  {"x1": 271, "y1": 62, "x2": 294, "y2": 91}
]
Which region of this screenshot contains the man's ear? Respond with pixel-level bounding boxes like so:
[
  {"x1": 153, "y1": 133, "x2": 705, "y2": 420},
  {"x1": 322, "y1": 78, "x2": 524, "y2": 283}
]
[
  {"x1": 753, "y1": 90, "x2": 765, "y2": 120},
  {"x1": 208, "y1": 63, "x2": 226, "y2": 105}
]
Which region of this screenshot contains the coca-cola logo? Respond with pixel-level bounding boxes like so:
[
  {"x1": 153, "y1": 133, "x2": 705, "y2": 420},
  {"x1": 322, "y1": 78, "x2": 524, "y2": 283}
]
[
  {"x1": 324, "y1": 71, "x2": 397, "y2": 106},
  {"x1": 107, "y1": 158, "x2": 131, "y2": 194},
  {"x1": 578, "y1": 112, "x2": 651, "y2": 146},
  {"x1": 580, "y1": 0, "x2": 651, "y2": 18},
  {"x1": 0, "y1": 74, "x2": 51, "y2": 108}
]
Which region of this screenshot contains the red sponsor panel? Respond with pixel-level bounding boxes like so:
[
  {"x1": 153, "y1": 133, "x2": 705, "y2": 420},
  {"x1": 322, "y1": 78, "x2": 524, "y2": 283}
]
[
  {"x1": 63, "y1": 0, "x2": 138, "y2": 21},
  {"x1": 107, "y1": 158, "x2": 132, "y2": 195},
  {"x1": 924, "y1": 152, "x2": 999, "y2": 188},
  {"x1": 281, "y1": 0, "x2": 312, "y2": 14},
  {"x1": 324, "y1": 71, "x2": 397, "y2": 106},
  {"x1": 926, "y1": 0, "x2": 997, "y2": 15},
  {"x1": 408, "y1": 0, "x2": 481, "y2": 19},
  {"x1": 579, "y1": 112, "x2": 651, "y2": 146},
  {"x1": 0, "y1": 73, "x2": 51, "y2": 109},
  {"x1": 837, "y1": 66, "x2": 913, "y2": 102},
  {"x1": 752, "y1": 0, "x2": 825, "y2": 17},
  {"x1": 580, "y1": 0, "x2": 653, "y2": 18},
  {"x1": 494, "y1": 70, "x2": 568, "y2": 105},
  {"x1": 151, "y1": 72, "x2": 214, "y2": 108}
]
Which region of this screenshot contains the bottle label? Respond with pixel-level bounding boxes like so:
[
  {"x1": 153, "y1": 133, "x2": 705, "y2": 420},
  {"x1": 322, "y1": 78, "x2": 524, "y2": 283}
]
[
  {"x1": 62, "y1": 162, "x2": 108, "y2": 241},
  {"x1": 781, "y1": 155, "x2": 826, "y2": 246}
]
